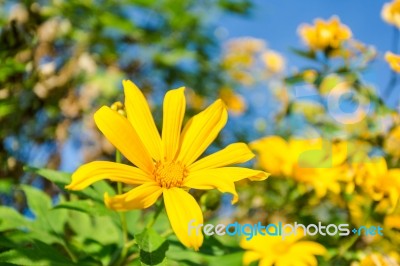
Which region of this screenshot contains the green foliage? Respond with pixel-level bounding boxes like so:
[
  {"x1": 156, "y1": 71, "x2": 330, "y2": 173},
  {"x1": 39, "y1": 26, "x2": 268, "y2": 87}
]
[
  {"x1": 135, "y1": 229, "x2": 169, "y2": 266},
  {"x1": 0, "y1": 0, "x2": 251, "y2": 179}
]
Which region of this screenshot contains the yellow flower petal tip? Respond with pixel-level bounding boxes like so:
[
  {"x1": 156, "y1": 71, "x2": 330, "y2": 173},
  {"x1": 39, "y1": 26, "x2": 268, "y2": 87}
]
[
  {"x1": 64, "y1": 184, "x2": 74, "y2": 190},
  {"x1": 104, "y1": 192, "x2": 111, "y2": 208},
  {"x1": 249, "y1": 171, "x2": 270, "y2": 181}
]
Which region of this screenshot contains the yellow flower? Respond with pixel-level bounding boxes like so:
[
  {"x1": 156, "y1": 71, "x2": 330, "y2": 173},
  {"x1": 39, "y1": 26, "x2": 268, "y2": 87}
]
[
  {"x1": 219, "y1": 87, "x2": 247, "y2": 115},
  {"x1": 382, "y1": 0, "x2": 400, "y2": 28},
  {"x1": 226, "y1": 37, "x2": 266, "y2": 54},
  {"x1": 385, "y1": 51, "x2": 400, "y2": 73},
  {"x1": 347, "y1": 194, "x2": 373, "y2": 226},
  {"x1": 384, "y1": 214, "x2": 400, "y2": 230},
  {"x1": 241, "y1": 228, "x2": 326, "y2": 266},
  {"x1": 251, "y1": 136, "x2": 349, "y2": 197},
  {"x1": 353, "y1": 157, "x2": 400, "y2": 213},
  {"x1": 384, "y1": 125, "x2": 400, "y2": 157},
  {"x1": 358, "y1": 252, "x2": 400, "y2": 266},
  {"x1": 66, "y1": 80, "x2": 269, "y2": 250},
  {"x1": 298, "y1": 16, "x2": 352, "y2": 51},
  {"x1": 261, "y1": 51, "x2": 285, "y2": 73}
]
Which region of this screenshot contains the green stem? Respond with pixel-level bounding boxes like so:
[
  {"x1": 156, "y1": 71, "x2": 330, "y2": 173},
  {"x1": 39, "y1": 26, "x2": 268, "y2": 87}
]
[
  {"x1": 161, "y1": 228, "x2": 173, "y2": 238},
  {"x1": 115, "y1": 150, "x2": 129, "y2": 266},
  {"x1": 63, "y1": 244, "x2": 78, "y2": 263},
  {"x1": 146, "y1": 199, "x2": 164, "y2": 229}
]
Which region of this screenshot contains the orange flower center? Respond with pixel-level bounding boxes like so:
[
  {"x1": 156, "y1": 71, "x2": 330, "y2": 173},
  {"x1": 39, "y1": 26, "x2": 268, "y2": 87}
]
[{"x1": 153, "y1": 161, "x2": 188, "y2": 188}]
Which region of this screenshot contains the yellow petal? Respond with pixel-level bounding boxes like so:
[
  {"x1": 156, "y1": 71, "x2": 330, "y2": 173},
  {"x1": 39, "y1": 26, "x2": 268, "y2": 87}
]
[
  {"x1": 178, "y1": 99, "x2": 228, "y2": 166},
  {"x1": 104, "y1": 182, "x2": 162, "y2": 211},
  {"x1": 259, "y1": 256, "x2": 277, "y2": 266},
  {"x1": 183, "y1": 171, "x2": 239, "y2": 204},
  {"x1": 123, "y1": 80, "x2": 162, "y2": 160},
  {"x1": 163, "y1": 188, "x2": 203, "y2": 250},
  {"x1": 291, "y1": 241, "x2": 327, "y2": 256},
  {"x1": 184, "y1": 167, "x2": 269, "y2": 204},
  {"x1": 162, "y1": 87, "x2": 186, "y2": 161},
  {"x1": 94, "y1": 106, "x2": 154, "y2": 173},
  {"x1": 66, "y1": 161, "x2": 153, "y2": 190},
  {"x1": 250, "y1": 136, "x2": 292, "y2": 176},
  {"x1": 242, "y1": 251, "x2": 262, "y2": 266},
  {"x1": 388, "y1": 188, "x2": 399, "y2": 213},
  {"x1": 275, "y1": 258, "x2": 291, "y2": 266},
  {"x1": 295, "y1": 253, "x2": 318, "y2": 266},
  {"x1": 189, "y1": 167, "x2": 269, "y2": 182},
  {"x1": 188, "y1": 143, "x2": 254, "y2": 172}
]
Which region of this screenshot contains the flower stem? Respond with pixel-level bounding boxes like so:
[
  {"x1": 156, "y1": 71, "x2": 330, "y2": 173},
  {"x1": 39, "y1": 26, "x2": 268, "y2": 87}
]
[
  {"x1": 115, "y1": 150, "x2": 129, "y2": 266},
  {"x1": 146, "y1": 198, "x2": 164, "y2": 229}
]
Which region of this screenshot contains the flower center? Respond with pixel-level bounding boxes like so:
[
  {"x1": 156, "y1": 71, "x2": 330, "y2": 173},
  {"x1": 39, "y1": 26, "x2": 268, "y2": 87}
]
[{"x1": 153, "y1": 161, "x2": 188, "y2": 188}]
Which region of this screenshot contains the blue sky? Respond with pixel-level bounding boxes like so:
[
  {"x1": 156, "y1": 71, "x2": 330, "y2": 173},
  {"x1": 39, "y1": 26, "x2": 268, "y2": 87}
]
[{"x1": 218, "y1": 0, "x2": 398, "y2": 106}]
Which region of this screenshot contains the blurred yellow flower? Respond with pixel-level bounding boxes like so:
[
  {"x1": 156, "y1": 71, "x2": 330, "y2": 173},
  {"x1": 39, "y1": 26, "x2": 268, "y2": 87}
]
[
  {"x1": 223, "y1": 38, "x2": 266, "y2": 86},
  {"x1": 219, "y1": 87, "x2": 247, "y2": 115},
  {"x1": 251, "y1": 136, "x2": 349, "y2": 197},
  {"x1": 384, "y1": 125, "x2": 400, "y2": 157},
  {"x1": 358, "y1": 252, "x2": 400, "y2": 266},
  {"x1": 66, "y1": 80, "x2": 269, "y2": 250},
  {"x1": 319, "y1": 74, "x2": 342, "y2": 95},
  {"x1": 382, "y1": 0, "x2": 400, "y2": 28},
  {"x1": 298, "y1": 16, "x2": 352, "y2": 51},
  {"x1": 385, "y1": 51, "x2": 400, "y2": 73},
  {"x1": 353, "y1": 157, "x2": 400, "y2": 213},
  {"x1": 186, "y1": 88, "x2": 206, "y2": 111},
  {"x1": 303, "y1": 69, "x2": 318, "y2": 84},
  {"x1": 241, "y1": 228, "x2": 326, "y2": 266},
  {"x1": 261, "y1": 50, "x2": 285, "y2": 73},
  {"x1": 230, "y1": 70, "x2": 254, "y2": 86},
  {"x1": 347, "y1": 194, "x2": 373, "y2": 226},
  {"x1": 384, "y1": 214, "x2": 400, "y2": 230},
  {"x1": 226, "y1": 37, "x2": 266, "y2": 54}
]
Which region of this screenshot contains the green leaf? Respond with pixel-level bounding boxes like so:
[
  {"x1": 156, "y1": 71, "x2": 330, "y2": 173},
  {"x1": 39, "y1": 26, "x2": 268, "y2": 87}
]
[
  {"x1": 284, "y1": 73, "x2": 305, "y2": 85},
  {"x1": 208, "y1": 252, "x2": 244, "y2": 266},
  {"x1": 24, "y1": 166, "x2": 70, "y2": 189},
  {"x1": 67, "y1": 211, "x2": 92, "y2": 237},
  {"x1": 0, "y1": 178, "x2": 13, "y2": 194},
  {"x1": 25, "y1": 166, "x2": 105, "y2": 202},
  {"x1": 21, "y1": 185, "x2": 52, "y2": 218},
  {"x1": 0, "y1": 240, "x2": 74, "y2": 266},
  {"x1": 54, "y1": 199, "x2": 112, "y2": 216},
  {"x1": 135, "y1": 228, "x2": 169, "y2": 266},
  {"x1": 290, "y1": 48, "x2": 317, "y2": 60},
  {"x1": 0, "y1": 206, "x2": 29, "y2": 232},
  {"x1": 125, "y1": 210, "x2": 143, "y2": 235},
  {"x1": 91, "y1": 180, "x2": 115, "y2": 198}
]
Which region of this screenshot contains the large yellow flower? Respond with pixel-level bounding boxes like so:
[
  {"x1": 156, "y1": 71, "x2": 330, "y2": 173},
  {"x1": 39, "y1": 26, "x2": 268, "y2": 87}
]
[
  {"x1": 261, "y1": 50, "x2": 286, "y2": 73},
  {"x1": 251, "y1": 136, "x2": 349, "y2": 198},
  {"x1": 382, "y1": 0, "x2": 400, "y2": 28},
  {"x1": 298, "y1": 16, "x2": 352, "y2": 51},
  {"x1": 241, "y1": 228, "x2": 326, "y2": 266},
  {"x1": 66, "y1": 80, "x2": 268, "y2": 250}
]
